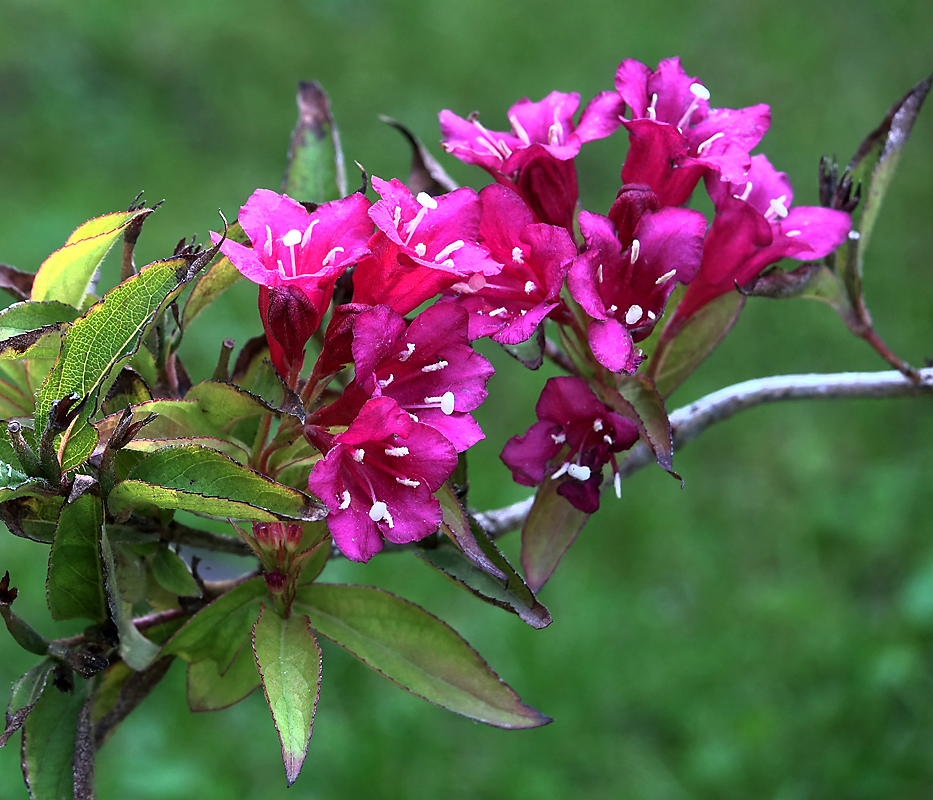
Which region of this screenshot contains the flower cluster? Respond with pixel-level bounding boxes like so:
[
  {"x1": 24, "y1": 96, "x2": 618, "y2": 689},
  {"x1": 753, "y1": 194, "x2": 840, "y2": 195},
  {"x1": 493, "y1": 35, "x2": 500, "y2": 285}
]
[{"x1": 215, "y1": 55, "x2": 851, "y2": 560}]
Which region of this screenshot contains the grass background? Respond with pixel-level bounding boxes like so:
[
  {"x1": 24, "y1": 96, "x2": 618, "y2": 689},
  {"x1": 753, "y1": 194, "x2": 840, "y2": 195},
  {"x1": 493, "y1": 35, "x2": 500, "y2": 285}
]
[{"x1": 1, "y1": 0, "x2": 932, "y2": 797}]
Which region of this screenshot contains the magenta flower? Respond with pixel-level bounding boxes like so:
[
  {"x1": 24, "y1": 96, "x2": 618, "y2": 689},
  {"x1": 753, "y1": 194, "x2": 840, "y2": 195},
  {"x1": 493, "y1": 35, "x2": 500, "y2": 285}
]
[
  {"x1": 444, "y1": 184, "x2": 577, "y2": 344},
  {"x1": 306, "y1": 397, "x2": 458, "y2": 562},
  {"x1": 668, "y1": 154, "x2": 852, "y2": 329},
  {"x1": 615, "y1": 58, "x2": 771, "y2": 206},
  {"x1": 311, "y1": 303, "x2": 493, "y2": 452},
  {"x1": 351, "y1": 177, "x2": 500, "y2": 315},
  {"x1": 568, "y1": 188, "x2": 707, "y2": 373},
  {"x1": 501, "y1": 377, "x2": 639, "y2": 514},
  {"x1": 440, "y1": 90, "x2": 624, "y2": 231},
  {"x1": 212, "y1": 189, "x2": 373, "y2": 380}
]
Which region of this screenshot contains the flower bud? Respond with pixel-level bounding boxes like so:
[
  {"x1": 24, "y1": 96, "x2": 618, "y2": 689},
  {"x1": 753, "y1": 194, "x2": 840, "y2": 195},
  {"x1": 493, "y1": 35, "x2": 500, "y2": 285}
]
[{"x1": 258, "y1": 284, "x2": 320, "y2": 384}]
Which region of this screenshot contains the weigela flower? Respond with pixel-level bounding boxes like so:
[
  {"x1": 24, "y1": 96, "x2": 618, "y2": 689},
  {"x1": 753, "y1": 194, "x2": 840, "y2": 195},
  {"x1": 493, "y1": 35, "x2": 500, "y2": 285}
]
[
  {"x1": 615, "y1": 57, "x2": 771, "y2": 206},
  {"x1": 351, "y1": 177, "x2": 500, "y2": 315},
  {"x1": 212, "y1": 188, "x2": 373, "y2": 378},
  {"x1": 668, "y1": 154, "x2": 852, "y2": 330},
  {"x1": 439, "y1": 90, "x2": 624, "y2": 231},
  {"x1": 444, "y1": 184, "x2": 577, "y2": 344},
  {"x1": 568, "y1": 187, "x2": 707, "y2": 373},
  {"x1": 501, "y1": 377, "x2": 639, "y2": 513},
  {"x1": 311, "y1": 303, "x2": 493, "y2": 452},
  {"x1": 306, "y1": 396, "x2": 458, "y2": 562}
]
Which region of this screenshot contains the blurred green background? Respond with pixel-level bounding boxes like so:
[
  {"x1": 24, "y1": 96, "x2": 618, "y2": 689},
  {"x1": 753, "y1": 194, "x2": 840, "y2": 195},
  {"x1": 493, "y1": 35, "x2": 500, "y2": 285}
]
[{"x1": 2, "y1": 0, "x2": 932, "y2": 797}]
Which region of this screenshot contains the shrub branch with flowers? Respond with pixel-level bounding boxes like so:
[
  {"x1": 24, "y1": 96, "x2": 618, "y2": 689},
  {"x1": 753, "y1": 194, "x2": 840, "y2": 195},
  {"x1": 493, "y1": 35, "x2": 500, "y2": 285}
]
[{"x1": 0, "y1": 58, "x2": 930, "y2": 796}]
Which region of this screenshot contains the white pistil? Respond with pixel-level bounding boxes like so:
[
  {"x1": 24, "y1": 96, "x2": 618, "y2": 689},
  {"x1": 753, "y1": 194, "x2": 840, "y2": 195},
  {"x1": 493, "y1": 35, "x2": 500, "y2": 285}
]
[
  {"x1": 625, "y1": 304, "x2": 643, "y2": 325},
  {"x1": 423, "y1": 391, "x2": 456, "y2": 415},
  {"x1": 767, "y1": 195, "x2": 789, "y2": 220},
  {"x1": 551, "y1": 432, "x2": 566, "y2": 445},
  {"x1": 489, "y1": 307, "x2": 508, "y2": 317},
  {"x1": 369, "y1": 501, "x2": 394, "y2": 528},
  {"x1": 396, "y1": 477, "x2": 421, "y2": 488},
  {"x1": 630, "y1": 238, "x2": 641, "y2": 263},
  {"x1": 676, "y1": 83, "x2": 709, "y2": 131},
  {"x1": 339, "y1": 490, "x2": 351, "y2": 510},
  {"x1": 421, "y1": 360, "x2": 449, "y2": 373},
  {"x1": 547, "y1": 119, "x2": 564, "y2": 147},
  {"x1": 398, "y1": 343, "x2": 416, "y2": 362},
  {"x1": 385, "y1": 446, "x2": 410, "y2": 457},
  {"x1": 567, "y1": 463, "x2": 591, "y2": 481},
  {"x1": 597, "y1": 264, "x2": 604, "y2": 283},
  {"x1": 352, "y1": 448, "x2": 365, "y2": 463},
  {"x1": 282, "y1": 229, "x2": 302, "y2": 247},
  {"x1": 414, "y1": 242, "x2": 427, "y2": 257},
  {"x1": 691, "y1": 83, "x2": 711, "y2": 101},
  {"x1": 593, "y1": 418, "x2": 604, "y2": 432},
  {"x1": 301, "y1": 218, "x2": 320, "y2": 248},
  {"x1": 416, "y1": 192, "x2": 437, "y2": 209},
  {"x1": 322, "y1": 246, "x2": 344, "y2": 267},
  {"x1": 523, "y1": 280, "x2": 536, "y2": 294},
  {"x1": 434, "y1": 240, "x2": 464, "y2": 262},
  {"x1": 656, "y1": 269, "x2": 677, "y2": 285},
  {"x1": 696, "y1": 131, "x2": 724, "y2": 155},
  {"x1": 264, "y1": 226, "x2": 273, "y2": 257},
  {"x1": 512, "y1": 246, "x2": 524, "y2": 264},
  {"x1": 377, "y1": 373, "x2": 395, "y2": 389},
  {"x1": 551, "y1": 461, "x2": 570, "y2": 480},
  {"x1": 614, "y1": 471, "x2": 622, "y2": 499}
]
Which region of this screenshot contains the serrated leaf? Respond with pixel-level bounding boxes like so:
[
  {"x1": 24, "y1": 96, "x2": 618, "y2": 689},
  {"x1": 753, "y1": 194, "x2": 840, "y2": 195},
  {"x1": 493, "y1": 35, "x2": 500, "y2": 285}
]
[
  {"x1": 282, "y1": 81, "x2": 346, "y2": 203},
  {"x1": 31, "y1": 208, "x2": 153, "y2": 307},
  {"x1": 181, "y1": 222, "x2": 247, "y2": 329},
  {"x1": 648, "y1": 291, "x2": 745, "y2": 398},
  {"x1": 293, "y1": 583, "x2": 551, "y2": 729},
  {"x1": 0, "y1": 659, "x2": 55, "y2": 748},
  {"x1": 253, "y1": 607, "x2": 322, "y2": 787},
  {"x1": 603, "y1": 375, "x2": 677, "y2": 476},
  {"x1": 436, "y1": 482, "x2": 505, "y2": 580},
  {"x1": 101, "y1": 528, "x2": 161, "y2": 670},
  {"x1": 151, "y1": 547, "x2": 201, "y2": 597},
  {"x1": 20, "y1": 678, "x2": 88, "y2": 800},
  {"x1": 107, "y1": 445, "x2": 323, "y2": 522},
  {"x1": 0, "y1": 495, "x2": 64, "y2": 543},
  {"x1": 46, "y1": 492, "x2": 108, "y2": 622},
  {"x1": 186, "y1": 644, "x2": 260, "y2": 712},
  {"x1": 163, "y1": 577, "x2": 267, "y2": 670},
  {"x1": 520, "y1": 477, "x2": 590, "y2": 593}
]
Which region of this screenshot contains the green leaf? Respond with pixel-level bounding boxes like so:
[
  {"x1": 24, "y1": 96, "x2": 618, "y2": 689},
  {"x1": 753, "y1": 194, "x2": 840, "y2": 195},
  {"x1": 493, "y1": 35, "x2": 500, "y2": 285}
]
[
  {"x1": 162, "y1": 576, "x2": 267, "y2": 670},
  {"x1": 648, "y1": 292, "x2": 745, "y2": 398},
  {"x1": 520, "y1": 477, "x2": 591, "y2": 593},
  {"x1": 500, "y1": 323, "x2": 545, "y2": 370},
  {"x1": 0, "y1": 495, "x2": 64, "y2": 543},
  {"x1": 20, "y1": 678, "x2": 87, "y2": 799},
  {"x1": 436, "y1": 482, "x2": 505, "y2": 579},
  {"x1": 282, "y1": 81, "x2": 346, "y2": 202},
  {"x1": 293, "y1": 583, "x2": 551, "y2": 729},
  {"x1": 46, "y1": 492, "x2": 108, "y2": 622},
  {"x1": 602, "y1": 375, "x2": 677, "y2": 477},
  {"x1": 252, "y1": 606, "x2": 322, "y2": 787},
  {"x1": 101, "y1": 528, "x2": 161, "y2": 670},
  {"x1": 181, "y1": 222, "x2": 246, "y2": 330},
  {"x1": 31, "y1": 208, "x2": 154, "y2": 307},
  {"x1": 0, "y1": 659, "x2": 55, "y2": 748},
  {"x1": 0, "y1": 300, "x2": 81, "y2": 346},
  {"x1": 107, "y1": 445, "x2": 324, "y2": 522},
  {"x1": 186, "y1": 643, "x2": 260, "y2": 712},
  {"x1": 151, "y1": 546, "x2": 201, "y2": 598}
]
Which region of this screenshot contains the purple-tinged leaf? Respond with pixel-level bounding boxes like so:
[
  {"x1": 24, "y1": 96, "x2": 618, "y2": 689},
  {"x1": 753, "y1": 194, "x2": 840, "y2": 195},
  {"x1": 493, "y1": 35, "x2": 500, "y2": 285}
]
[
  {"x1": 0, "y1": 263, "x2": 36, "y2": 302},
  {"x1": 436, "y1": 482, "x2": 505, "y2": 580},
  {"x1": 500, "y1": 323, "x2": 546, "y2": 370},
  {"x1": 0, "y1": 659, "x2": 54, "y2": 748},
  {"x1": 283, "y1": 81, "x2": 347, "y2": 203},
  {"x1": 600, "y1": 375, "x2": 677, "y2": 477},
  {"x1": 0, "y1": 495, "x2": 64, "y2": 544},
  {"x1": 252, "y1": 607, "x2": 322, "y2": 787},
  {"x1": 380, "y1": 115, "x2": 459, "y2": 195},
  {"x1": 187, "y1": 643, "x2": 261, "y2": 712},
  {"x1": 520, "y1": 477, "x2": 590, "y2": 592},
  {"x1": 293, "y1": 583, "x2": 551, "y2": 729}
]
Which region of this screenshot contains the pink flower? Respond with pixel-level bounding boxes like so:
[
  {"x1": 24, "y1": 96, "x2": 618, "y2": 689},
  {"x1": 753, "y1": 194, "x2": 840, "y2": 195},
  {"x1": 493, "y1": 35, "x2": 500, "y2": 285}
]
[
  {"x1": 668, "y1": 154, "x2": 852, "y2": 329},
  {"x1": 440, "y1": 90, "x2": 624, "y2": 231},
  {"x1": 306, "y1": 397, "x2": 457, "y2": 562},
  {"x1": 501, "y1": 377, "x2": 639, "y2": 513},
  {"x1": 351, "y1": 178, "x2": 500, "y2": 315},
  {"x1": 568, "y1": 188, "x2": 706, "y2": 373}
]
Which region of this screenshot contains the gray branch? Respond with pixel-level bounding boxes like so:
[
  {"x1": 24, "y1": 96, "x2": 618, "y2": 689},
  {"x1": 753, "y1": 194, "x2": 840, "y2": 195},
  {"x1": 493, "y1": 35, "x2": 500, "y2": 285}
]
[{"x1": 473, "y1": 367, "x2": 933, "y2": 537}]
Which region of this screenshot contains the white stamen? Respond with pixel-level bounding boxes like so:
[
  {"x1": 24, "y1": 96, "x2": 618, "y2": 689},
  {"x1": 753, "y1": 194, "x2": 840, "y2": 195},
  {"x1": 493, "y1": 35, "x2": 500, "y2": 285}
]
[
  {"x1": 630, "y1": 238, "x2": 641, "y2": 263},
  {"x1": 509, "y1": 113, "x2": 531, "y2": 146},
  {"x1": 767, "y1": 195, "x2": 789, "y2": 220},
  {"x1": 547, "y1": 119, "x2": 564, "y2": 146},
  {"x1": 625, "y1": 304, "x2": 643, "y2": 325},
  {"x1": 421, "y1": 360, "x2": 449, "y2": 373},
  {"x1": 385, "y1": 446, "x2": 410, "y2": 457},
  {"x1": 377, "y1": 373, "x2": 395, "y2": 389},
  {"x1": 734, "y1": 181, "x2": 753, "y2": 202},
  {"x1": 568, "y1": 463, "x2": 591, "y2": 481},
  {"x1": 264, "y1": 225, "x2": 273, "y2": 257},
  {"x1": 440, "y1": 258, "x2": 455, "y2": 269},
  {"x1": 593, "y1": 418, "x2": 604, "y2": 432},
  {"x1": 369, "y1": 501, "x2": 394, "y2": 528},
  {"x1": 396, "y1": 477, "x2": 421, "y2": 488},
  {"x1": 322, "y1": 246, "x2": 344, "y2": 267},
  {"x1": 848, "y1": 230, "x2": 861, "y2": 241},
  {"x1": 646, "y1": 93, "x2": 659, "y2": 121},
  {"x1": 434, "y1": 240, "x2": 464, "y2": 262},
  {"x1": 603, "y1": 434, "x2": 614, "y2": 445},
  {"x1": 614, "y1": 471, "x2": 622, "y2": 499},
  {"x1": 339, "y1": 490, "x2": 351, "y2": 510},
  {"x1": 523, "y1": 280, "x2": 536, "y2": 294},
  {"x1": 520, "y1": 309, "x2": 527, "y2": 316},
  {"x1": 392, "y1": 206, "x2": 402, "y2": 228},
  {"x1": 408, "y1": 412, "x2": 420, "y2": 422},
  {"x1": 398, "y1": 343, "x2": 416, "y2": 362},
  {"x1": 785, "y1": 230, "x2": 801, "y2": 237},
  {"x1": 647, "y1": 310, "x2": 656, "y2": 321},
  {"x1": 512, "y1": 246, "x2": 524, "y2": 264},
  {"x1": 416, "y1": 192, "x2": 438, "y2": 209},
  {"x1": 352, "y1": 448, "x2": 365, "y2": 463},
  {"x1": 414, "y1": 242, "x2": 427, "y2": 257},
  {"x1": 282, "y1": 229, "x2": 302, "y2": 247},
  {"x1": 301, "y1": 218, "x2": 320, "y2": 248},
  {"x1": 551, "y1": 461, "x2": 570, "y2": 480},
  {"x1": 655, "y1": 269, "x2": 677, "y2": 285},
  {"x1": 488, "y1": 307, "x2": 508, "y2": 317},
  {"x1": 696, "y1": 131, "x2": 724, "y2": 155},
  {"x1": 597, "y1": 264, "x2": 604, "y2": 283},
  {"x1": 608, "y1": 304, "x2": 618, "y2": 313},
  {"x1": 551, "y1": 432, "x2": 566, "y2": 445}
]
